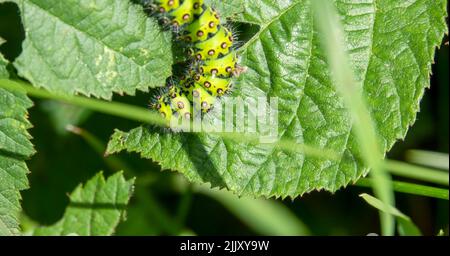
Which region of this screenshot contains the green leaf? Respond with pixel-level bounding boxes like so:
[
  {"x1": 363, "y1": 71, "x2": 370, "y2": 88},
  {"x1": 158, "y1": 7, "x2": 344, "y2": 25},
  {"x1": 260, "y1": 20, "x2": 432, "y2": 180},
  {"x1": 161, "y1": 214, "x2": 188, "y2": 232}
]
[
  {"x1": 360, "y1": 193, "x2": 422, "y2": 236},
  {"x1": 206, "y1": 0, "x2": 244, "y2": 17},
  {"x1": 107, "y1": 1, "x2": 447, "y2": 198},
  {"x1": 0, "y1": 52, "x2": 34, "y2": 235},
  {"x1": 12, "y1": 0, "x2": 173, "y2": 99},
  {"x1": 33, "y1": 171, "x2": 135, "y2": 236}
]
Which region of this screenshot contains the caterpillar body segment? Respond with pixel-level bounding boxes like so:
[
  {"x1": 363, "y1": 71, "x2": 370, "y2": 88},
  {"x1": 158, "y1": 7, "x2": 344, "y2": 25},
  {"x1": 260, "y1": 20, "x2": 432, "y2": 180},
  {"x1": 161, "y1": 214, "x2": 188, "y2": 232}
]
[
  {"x1": 153, "y1": 0, "x2": 180, "y2": 13},
  {"x1": 191, "y1": 83, "x2": 216, "y2": 112},
  {"x1": 194, "y1": 73, "x2": 231, "y2": 97},
  {"x1": 191, "y1": 26, "x2": 234, "y2": 60},
  {"x1": 168, "y1": 86, "x2": 192, "y2": 119},
  {"x1": 199, "y1": 52, "x2": 237, "y2": 77},
  {"x1": 181, "y1": 7, "x2": 220, "y2": 42}
]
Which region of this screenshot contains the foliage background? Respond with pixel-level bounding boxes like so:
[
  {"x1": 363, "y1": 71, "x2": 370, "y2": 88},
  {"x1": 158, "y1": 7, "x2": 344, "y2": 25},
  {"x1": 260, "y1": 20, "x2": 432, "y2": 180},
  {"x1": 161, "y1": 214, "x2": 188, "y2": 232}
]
[{"x1": 0, "y1": 1, "x2": 448, "y2": 235}]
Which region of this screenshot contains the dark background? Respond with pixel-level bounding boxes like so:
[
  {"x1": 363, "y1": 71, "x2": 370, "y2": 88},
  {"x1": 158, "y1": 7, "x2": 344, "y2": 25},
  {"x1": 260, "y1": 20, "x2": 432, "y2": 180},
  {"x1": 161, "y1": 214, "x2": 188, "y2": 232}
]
[{"x1": 0, "y1": 2, "x2": 448, "y2": 236}]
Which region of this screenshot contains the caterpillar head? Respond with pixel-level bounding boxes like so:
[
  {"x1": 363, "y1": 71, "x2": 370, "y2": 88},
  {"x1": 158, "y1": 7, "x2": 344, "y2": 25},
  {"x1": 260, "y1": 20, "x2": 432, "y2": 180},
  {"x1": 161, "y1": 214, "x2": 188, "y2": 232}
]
[
  {"x1": 150, "y1": 93, "x2": 173, "y2": 122},
  {"x1": 180, "y1": 75, "x2": 195, "y2": 99}
]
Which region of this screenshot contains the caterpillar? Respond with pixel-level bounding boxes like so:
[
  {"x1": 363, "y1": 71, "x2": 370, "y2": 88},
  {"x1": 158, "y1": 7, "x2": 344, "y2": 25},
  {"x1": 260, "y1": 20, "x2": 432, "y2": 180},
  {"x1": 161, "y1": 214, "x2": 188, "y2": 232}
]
[{"x1": 146, "y1": 0, "x2": 241, "y2": 124}]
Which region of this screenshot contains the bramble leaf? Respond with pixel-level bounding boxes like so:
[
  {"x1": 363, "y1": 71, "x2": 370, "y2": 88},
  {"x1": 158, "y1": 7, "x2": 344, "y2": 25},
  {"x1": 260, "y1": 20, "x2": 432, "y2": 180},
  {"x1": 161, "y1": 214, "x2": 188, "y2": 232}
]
[
  {"x1": 0, "y1": 47, "x2": 34, "y2": 235},
  {"x1": 106, "y1": 0, "x2": 446, "y2": 198},
  {"x1": 33, "y1": 172, "x2": 135, "y2": 236},
  {"x1": 11, "y1": 0, "x2": 173, "y2": 99}
]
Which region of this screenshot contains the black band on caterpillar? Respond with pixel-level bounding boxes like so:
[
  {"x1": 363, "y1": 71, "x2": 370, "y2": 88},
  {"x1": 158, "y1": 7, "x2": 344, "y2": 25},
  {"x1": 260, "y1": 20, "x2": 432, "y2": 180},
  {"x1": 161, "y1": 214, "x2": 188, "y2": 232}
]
[{"x1": 146, "y1": 0, "x2": 240, "y2": 124}]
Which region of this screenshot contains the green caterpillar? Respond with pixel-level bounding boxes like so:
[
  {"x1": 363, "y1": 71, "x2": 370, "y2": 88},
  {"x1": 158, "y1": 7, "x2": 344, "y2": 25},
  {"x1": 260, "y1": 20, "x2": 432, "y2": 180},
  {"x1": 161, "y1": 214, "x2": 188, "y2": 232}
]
[{"x1": 147, "y1": 0, "x2": 240, "y2": 123}]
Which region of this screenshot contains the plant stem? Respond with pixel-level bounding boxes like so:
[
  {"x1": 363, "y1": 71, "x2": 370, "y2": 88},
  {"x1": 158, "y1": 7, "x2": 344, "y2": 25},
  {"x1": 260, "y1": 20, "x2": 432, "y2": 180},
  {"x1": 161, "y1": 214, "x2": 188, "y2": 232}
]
[
  {"x1": 0, "y1": 79, "x2": 168, "y2": 127},
  {"x1": 405, "y1": 150, "x2": 449, "y2": 171},
  {"x1": 385, "y1": 160, "x2": 449, "y2": 186},
  {"x1": 356, "y1": 179, "x2": 449, "y2": 200}
]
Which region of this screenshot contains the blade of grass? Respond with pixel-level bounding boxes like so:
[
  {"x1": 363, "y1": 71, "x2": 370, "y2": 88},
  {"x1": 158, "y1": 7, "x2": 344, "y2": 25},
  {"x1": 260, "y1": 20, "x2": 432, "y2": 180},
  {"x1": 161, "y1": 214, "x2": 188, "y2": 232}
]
[
  {"x1": 360, "y1": 193, "x2": 422, "y2": 236},
  {"x1": 405, "y1": 150, "x2": 449, "y2": 171},
  {"x1": 0, "y1": 79, "x2": 168, "y2": 127},
  {"x1": 311, "y1": 0, "x2": 395, "y2": 235},
  {"x1": 356, "y1": 179, "x2": 449, "y2": 200},
  {"x1": 385, "y1": 160, "x2": 449, "y2": 186}
]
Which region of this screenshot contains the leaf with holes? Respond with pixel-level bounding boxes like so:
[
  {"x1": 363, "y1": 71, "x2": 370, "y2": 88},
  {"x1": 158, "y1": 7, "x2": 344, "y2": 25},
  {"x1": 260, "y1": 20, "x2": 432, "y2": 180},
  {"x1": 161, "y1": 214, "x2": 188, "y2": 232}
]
[
  {"x1": 11, "y1": 0, "x2": 173, "y2": 99},
  {"x1": 33, "y1": 172, "x2": 135, "y2": 236},
  {"x1": 0, "y1": 47, "x2": 34, "y2": 235},
  {"x1": 107, "y1": 0, "x2": 447, "y2": 198}
]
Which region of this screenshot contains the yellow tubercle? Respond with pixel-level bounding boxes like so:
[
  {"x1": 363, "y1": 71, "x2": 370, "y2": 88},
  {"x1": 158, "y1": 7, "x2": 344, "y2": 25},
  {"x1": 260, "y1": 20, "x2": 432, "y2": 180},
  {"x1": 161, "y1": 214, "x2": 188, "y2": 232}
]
[
  {"x1": 169, "y1": 0, "x2": 196, "y2": 26},
  {"x1": 154, "y1": 0, "x2": 180, "y2": 13}
]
